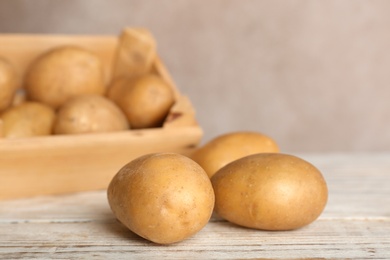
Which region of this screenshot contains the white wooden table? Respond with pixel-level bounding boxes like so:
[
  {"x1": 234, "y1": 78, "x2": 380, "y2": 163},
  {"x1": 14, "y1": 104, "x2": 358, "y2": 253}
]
[{"x1": 1, "y1": 153, "x2": 389, "y2": 259}]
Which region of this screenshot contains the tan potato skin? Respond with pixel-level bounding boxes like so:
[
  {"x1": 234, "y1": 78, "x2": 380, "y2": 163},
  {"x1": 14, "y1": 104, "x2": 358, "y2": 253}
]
[
  {"x1": 107, "y1": 74, "x2": 175, "y2": 129},
  {"x1": 0, "y1": 57, "x2": 18, "y2": 112},
  {"x1": 211, "y1": 153, "x2": 328, "y2": 231},
  {"x1": 107, "y1": 153, "x2": 215, "y2": 244},
  {"x1": 25, "y1": 46, "x2": 105, "y2": 109},
  {"x1": 0, "y1": 102, "x2": 55, "y2": 138},
  {"x1": 54, "y1": 94, "x2": 129, "y2": 135},
  {"x1": 190, "y1": 132, "x2": 280, "y2": 178}
]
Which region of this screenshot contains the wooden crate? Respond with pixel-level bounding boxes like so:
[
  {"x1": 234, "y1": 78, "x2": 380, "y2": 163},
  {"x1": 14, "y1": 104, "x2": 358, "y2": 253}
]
[{"x1": 0, "y1": 33, "x2": 203, "y2": 200}]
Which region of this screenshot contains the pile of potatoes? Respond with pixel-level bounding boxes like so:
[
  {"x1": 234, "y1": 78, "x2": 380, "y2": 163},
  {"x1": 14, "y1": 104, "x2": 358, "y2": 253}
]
[
  {"x1": 107, "y1": 131, "x2": 328, "y2": 245},
  {"x1": 0, "y1": 29, "x2": 175, "y2": 138},
  {"x1": 1, "y1": 29, "x2": 328, "y2": 246}
]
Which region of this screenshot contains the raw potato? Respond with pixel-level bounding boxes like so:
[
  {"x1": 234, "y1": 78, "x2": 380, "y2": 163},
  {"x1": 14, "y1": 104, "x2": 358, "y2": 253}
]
[
  {"x1": 112, "y1": 27, "x2": 157, "y2": 79},
  {"x1": 108, "y1": 74, "x2": 175, "y2": 129},
  {"x1": 0, "y1": 102, "x2": 55, "y2": 138},
  {"x1": 54, "y1": 94, "x2": 129, "y2": 135},
  {"x1": 0, "y1": 57, "x2": 18, "y2": 112},
  {"x1": 191, "y1": 132, "x2": 279, "y2": 178},
  {"x1": 107, "y1": 153, "x2": 215, "y2": 244},
  {"x1": 211, "y1": 153, "x2": 328, "y2": 231},
  {"x1": 25, "y1": 45, "x2": 105, "y2": 109}
]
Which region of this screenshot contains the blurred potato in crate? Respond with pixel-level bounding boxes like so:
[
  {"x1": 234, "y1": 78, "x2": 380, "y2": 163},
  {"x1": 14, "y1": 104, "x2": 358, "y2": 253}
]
[{"x1": 0, "y1": 28, "x2": 202, "y2": 200}]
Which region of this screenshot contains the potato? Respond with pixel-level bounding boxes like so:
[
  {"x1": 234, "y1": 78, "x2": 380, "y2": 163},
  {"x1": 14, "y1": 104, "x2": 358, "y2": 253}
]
[
  {"x1": 211, "y1": 153, "x2": 328, "y2": 231},
  {"x1": 112, "y1": 28, "x2": 157, "y2": 79},
  {"x1": 191, "y1": 131, "x2": 279, "y2": 178},
  {"x1": 54, "y1": 94, "x2": 129, "y2": 135},
  {"x1": 0, "y1": 102, "x2": 55, "y2": 138},
  {"x1": 107, "y1": 153, "x2": 215, "y2": 244},
  {"x1": 25, "y1": 46, "x2": 105, "y2": 109},
  {"x1": 0, "y1": 57, "x2": 18, "y2": 112},
  {"x1": 107, "y1": 74, "x2": 175, "y2": 129}
]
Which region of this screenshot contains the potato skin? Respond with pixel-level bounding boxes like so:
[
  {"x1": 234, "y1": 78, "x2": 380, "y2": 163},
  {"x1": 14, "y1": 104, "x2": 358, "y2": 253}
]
[
  {"x1": 25, "y1": 46, "x2": 105, "y2": 109},
  {"x1": 107, "y1": 153, "x2": 215, "y2": 244},
  {"x1": 211, "y1": 153, "x2": 328, "y2": 231},
  {"x1": 191, "y1": 132, "x2": 279, "y2": 178},
  {"x1": 0, "y1": 101, "x2": 55, "y2": 138},
  {"x1": 0, "y1": 57, "x2": 18, "y2": 112},
  {"x1": 107, "y1": 74, "x2": 175, "y2": 129},
  {"x1": 54, "y1": 94, "x2": 129, "y2": 135}
]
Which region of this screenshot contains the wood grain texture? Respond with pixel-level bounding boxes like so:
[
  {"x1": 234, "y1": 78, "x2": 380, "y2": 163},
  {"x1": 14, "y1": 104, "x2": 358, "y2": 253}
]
[{"x1": 0, "y1": 153, "x2": 389, "y2": 259}]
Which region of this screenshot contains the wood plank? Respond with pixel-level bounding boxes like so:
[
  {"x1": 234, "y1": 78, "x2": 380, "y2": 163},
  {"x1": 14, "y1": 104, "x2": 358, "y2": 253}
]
[
  {"x1": 0, "y1": 153, "x2": 389, "y2": 259},
  {"x1": 0, "y1": 219, "x2": 388, "y2": 259},
  {"x1": 0, "y1": 126, "x2": 202, "y2": 200}
]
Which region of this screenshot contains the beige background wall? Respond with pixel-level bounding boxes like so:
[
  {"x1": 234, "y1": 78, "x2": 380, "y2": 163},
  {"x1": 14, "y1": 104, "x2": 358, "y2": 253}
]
[{"x1": 1, "y1": 0, "x2": 390, "y2": 152}]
